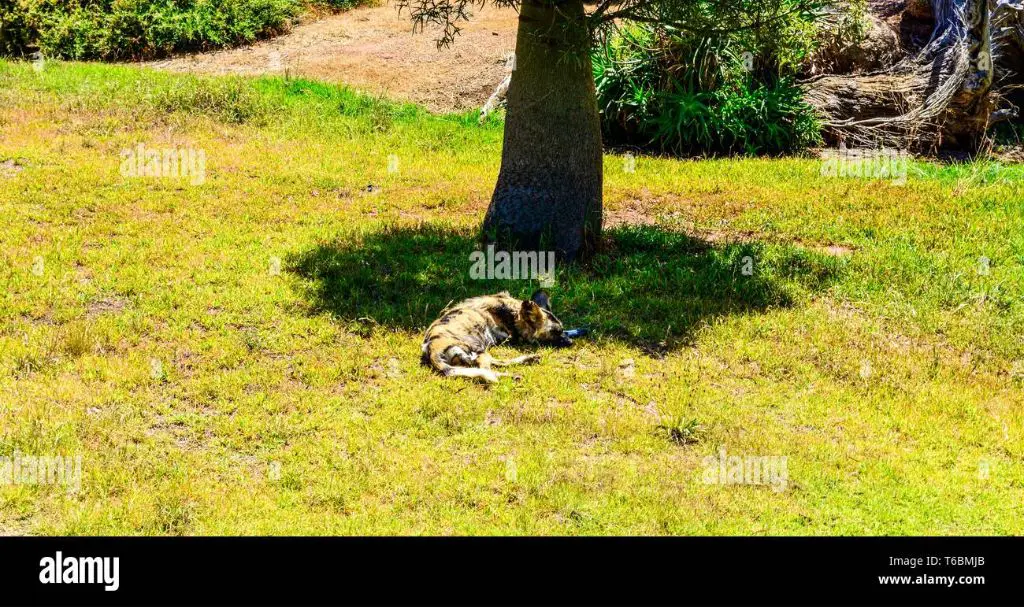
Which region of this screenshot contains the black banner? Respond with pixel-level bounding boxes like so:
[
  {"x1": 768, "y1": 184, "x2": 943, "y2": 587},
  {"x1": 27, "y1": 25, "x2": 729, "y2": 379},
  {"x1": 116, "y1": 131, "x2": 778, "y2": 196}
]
[{"x1": 0, "y1": 537, "x2": 1017, "y2": 606}]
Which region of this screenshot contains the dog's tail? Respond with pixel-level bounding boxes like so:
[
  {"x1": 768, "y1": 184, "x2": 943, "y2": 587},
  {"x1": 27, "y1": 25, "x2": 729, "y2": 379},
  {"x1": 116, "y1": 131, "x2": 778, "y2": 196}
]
[{"x1": 424, "y1": 339, "x2": 499, "y2": 384}]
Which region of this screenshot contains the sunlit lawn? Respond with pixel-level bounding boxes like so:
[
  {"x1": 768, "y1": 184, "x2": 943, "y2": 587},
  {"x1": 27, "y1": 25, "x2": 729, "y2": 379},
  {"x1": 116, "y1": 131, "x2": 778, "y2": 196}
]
[{"x1": 1, "y1": 60, "x2": 1022, "y2": 534}]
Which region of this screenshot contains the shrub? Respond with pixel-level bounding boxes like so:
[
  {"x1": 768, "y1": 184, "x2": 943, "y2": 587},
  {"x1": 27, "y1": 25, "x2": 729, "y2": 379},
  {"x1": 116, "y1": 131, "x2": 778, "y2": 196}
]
[
  {"x1": 0, "y1": 0, "x2": 348, "y2": 60},
  {"x1": 0, "y1": 2, "x2": 26, "y2": 55},
  {"x1": 592, "y1": 4, "x2": 824, "y2": 157}
]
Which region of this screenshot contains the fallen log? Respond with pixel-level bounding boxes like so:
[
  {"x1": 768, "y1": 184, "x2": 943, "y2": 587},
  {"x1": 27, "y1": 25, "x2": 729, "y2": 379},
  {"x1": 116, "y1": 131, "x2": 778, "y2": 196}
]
[{"x1": 803, "y1": 0, "x2": 1008, "y2": 150}]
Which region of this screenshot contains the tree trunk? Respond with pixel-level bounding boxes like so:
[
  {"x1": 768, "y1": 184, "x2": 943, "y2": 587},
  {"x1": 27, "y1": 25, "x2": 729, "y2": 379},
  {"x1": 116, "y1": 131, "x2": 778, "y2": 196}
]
[
  {"x1": 992, "y1": 0, "x2": 1024, "y2": 116},
  {"x1": 803, "y1": 0, "x2": 997, "y2": 150},
  {"x1": 481, "y1": 0, "x2": 603, "y2": 262}
]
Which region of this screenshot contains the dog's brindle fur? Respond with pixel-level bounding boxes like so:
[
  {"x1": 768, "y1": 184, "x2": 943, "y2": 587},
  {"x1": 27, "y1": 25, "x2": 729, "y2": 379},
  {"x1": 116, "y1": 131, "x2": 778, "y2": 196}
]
[{"x1": 422, "y1": 290, "x2": 570, "y2": 383}]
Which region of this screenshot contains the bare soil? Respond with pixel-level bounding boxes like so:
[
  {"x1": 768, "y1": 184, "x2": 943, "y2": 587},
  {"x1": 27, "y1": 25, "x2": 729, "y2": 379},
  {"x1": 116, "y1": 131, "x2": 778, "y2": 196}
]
[{"x1": 143, "y1": 3, "x2": 520, "y2": 113}]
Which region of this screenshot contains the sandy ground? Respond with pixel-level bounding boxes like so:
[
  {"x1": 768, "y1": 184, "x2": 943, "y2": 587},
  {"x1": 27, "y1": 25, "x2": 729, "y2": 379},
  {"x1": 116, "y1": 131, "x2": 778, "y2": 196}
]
[{"x1": 143, "y1": 3, "x2": 520, "y2": 113}]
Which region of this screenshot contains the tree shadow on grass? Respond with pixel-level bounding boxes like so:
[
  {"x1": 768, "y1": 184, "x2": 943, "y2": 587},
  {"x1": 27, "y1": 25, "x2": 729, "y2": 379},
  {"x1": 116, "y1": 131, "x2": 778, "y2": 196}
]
[{"x1": 287, "y1": 223, "x2": 845, "y2": 353}]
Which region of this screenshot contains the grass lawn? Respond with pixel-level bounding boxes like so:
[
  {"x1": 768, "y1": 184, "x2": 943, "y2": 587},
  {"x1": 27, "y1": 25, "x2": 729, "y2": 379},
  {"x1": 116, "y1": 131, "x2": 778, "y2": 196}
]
[{"x1": 1, "y1": 60, "x2": 1022, "y2": 535}]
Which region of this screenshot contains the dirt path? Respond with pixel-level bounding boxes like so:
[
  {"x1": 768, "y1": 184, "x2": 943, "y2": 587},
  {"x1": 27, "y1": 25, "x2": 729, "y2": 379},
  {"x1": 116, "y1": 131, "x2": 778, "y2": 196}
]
[{"x1": 144, "y1": 3, "x2": 519, "y2": 113}]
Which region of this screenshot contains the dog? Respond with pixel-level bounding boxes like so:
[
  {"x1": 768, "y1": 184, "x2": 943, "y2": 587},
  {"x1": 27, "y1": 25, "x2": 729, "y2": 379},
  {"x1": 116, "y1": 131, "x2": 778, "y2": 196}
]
[{"x1": 422, "y1": 290, "x2": 572, "y2": 383}]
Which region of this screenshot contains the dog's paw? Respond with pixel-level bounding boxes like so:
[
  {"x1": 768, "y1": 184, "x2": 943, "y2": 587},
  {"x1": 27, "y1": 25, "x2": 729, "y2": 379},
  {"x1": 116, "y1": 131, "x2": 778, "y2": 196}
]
[{"x1": 522, "y1": 354, "x2": 541, "y2": 365}]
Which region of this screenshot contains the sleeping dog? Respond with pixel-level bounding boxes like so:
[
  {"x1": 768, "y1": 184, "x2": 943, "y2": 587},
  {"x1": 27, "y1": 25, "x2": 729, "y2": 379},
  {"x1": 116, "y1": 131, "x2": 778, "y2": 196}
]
[{"x1": 422, "y1": 290, "x2": 572, "y2": 383}]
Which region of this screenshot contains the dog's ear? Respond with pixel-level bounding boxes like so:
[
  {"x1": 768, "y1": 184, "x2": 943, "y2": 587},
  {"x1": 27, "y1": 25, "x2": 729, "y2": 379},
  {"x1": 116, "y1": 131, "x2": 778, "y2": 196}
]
[
  {"x1": 530, "y1": 289, "x2": 551, "y2": 311},
  {"x1": 521, "y1": 299, "x2": 545, "y2": 325}
]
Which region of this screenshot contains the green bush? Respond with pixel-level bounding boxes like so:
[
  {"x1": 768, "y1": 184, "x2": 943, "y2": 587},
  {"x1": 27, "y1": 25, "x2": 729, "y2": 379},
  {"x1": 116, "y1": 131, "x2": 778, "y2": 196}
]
[
  {"x1": 0, "y1": 0, "x2": 33, "y2": 56},
  {"x1": 0, "y1": 0, "x2": 364, "y2": 60},
  {"x1": 592, "y1": 7, "x2": 823, "y2": 157}
]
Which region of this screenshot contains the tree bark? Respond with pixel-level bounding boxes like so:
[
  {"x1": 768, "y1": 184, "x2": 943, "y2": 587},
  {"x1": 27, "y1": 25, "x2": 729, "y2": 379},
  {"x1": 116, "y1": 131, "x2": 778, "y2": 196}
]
[
  {"x1": 481, "y1": 0, "x2": 603, "y2": 262},
  {"x1": 992, "y1": 0, "x2": 1024, "y2": 101},
  {"x1": 803, "y1": 0, "x2": 996, "y2": 150}
]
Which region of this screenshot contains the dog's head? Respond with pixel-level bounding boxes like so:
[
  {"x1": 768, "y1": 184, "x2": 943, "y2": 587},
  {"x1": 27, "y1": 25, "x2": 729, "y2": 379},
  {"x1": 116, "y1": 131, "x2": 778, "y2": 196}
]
[{"x1": 518, "y1": 290, "x2": 572, "y2": 347}]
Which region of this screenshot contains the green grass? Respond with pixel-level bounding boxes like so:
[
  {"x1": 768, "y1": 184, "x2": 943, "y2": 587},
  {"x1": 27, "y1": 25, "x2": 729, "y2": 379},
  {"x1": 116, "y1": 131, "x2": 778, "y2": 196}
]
[{"x1": 1, "y1": 59, "x2": 1022, "y2": 535}]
